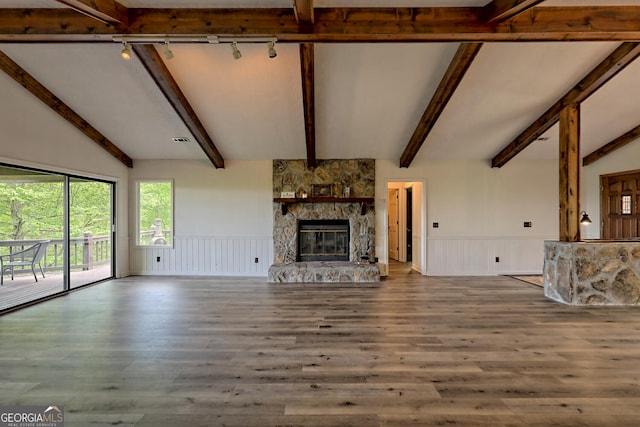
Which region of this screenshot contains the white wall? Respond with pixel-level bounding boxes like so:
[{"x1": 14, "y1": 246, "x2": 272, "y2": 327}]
[
  {"x1": 0, "y1": 71, "x2": 130, "y2": 277},
  {"x1": 128, "y1": 159, "x2": 274, "y2": 276},
  {"x1": 376, "y1": 158, "x2": 559, "y2": 276},
  {"x1": 581, "y1": 141, "x2": 640, "y2": 240}
]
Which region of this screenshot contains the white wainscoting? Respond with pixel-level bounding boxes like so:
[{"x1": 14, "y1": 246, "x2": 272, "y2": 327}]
[
  {"x1": 131, "y1": 236, "x2": 273, "y2": 276},
  {"x1": 427, "y1": 236, "x2": 554, "y2": 276}
]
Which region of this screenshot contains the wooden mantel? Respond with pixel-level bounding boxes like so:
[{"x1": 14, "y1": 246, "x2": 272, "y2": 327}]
[{"x1": 274, "y1": 197, "x2": 374, "y2": 215}]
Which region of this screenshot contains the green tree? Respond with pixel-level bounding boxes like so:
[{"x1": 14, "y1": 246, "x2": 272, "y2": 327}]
[
  {"x1": 0, "y1": 180, "x2": 113, "y2": 241},
  {"x1": 0, "y1": 181, "x2": 64, "y2": 241},
  {"x1": 138, "y1": 181, "x2": 172, "y2": 244},
  {"x1": 69, "y1": 181, "x2": 112, "y2": 238}
]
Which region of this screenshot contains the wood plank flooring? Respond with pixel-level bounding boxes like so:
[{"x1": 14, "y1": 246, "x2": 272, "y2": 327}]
[{"x1": 1, "y1": 263, "x2": 640, "y2": 426}]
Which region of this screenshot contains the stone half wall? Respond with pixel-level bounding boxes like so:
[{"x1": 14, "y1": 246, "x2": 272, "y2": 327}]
[
  {"x1": 544, "y1": 240, "x2": 640, "y2": 305},
  {"x1": 272, "y1": 159, "x2": 375, "y2": 264}
]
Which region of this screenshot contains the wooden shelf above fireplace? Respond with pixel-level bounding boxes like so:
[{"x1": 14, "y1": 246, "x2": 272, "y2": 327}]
[
  {"x1": 274, "y1": 197, "x2": 373, "y2": 204},
  {"x1": 274, "y1": 197, "x2": 374, "y2": 215}
]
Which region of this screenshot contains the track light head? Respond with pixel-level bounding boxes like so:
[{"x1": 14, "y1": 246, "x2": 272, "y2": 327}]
[
  {"x1": 231, "y1": 41, "x2": 242, "y2": 60},
  {"x1": 268, "y1": 41, "x2": 277, "y2": 59},
  {"x1": 162, "y1": 41, "x2": 174, "y2": 60},
  {"x1": 121, "y1": 42, "x2": 132, "y2": 60}
]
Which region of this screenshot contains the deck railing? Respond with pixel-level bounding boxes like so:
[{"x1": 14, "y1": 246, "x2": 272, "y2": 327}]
[
  {"x1": 0, "y1": 233, "x2": 111, "y2": 274},
  {"x1": 138, "y1": 230, "x2": 172, "y2": 246}
]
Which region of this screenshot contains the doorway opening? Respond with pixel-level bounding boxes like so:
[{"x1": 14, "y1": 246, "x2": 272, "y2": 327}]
[{"x1": 386, "y1": 180, "x2": 425, "y2": 275}]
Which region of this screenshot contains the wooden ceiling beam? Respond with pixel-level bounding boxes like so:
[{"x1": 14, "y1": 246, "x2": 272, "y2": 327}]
[
  {"x1": 482, "y1": 0, "x2": 545, "y2": 23},
  {"x1": 583, "y1": 123, "x2": 640, "y2": 166},
  {"x1": 3, "y1": 7, "x2": 640, "y2": 42},
  {"x1": 132, "y1": 44, "x2": 224, "y2": 169},
  {"x1": 300, "y1": 43, "x2": 316, "y2": 169},
  {"x1": 0, "y1": 50, "x2": 132, "y2": 168},
  {"x1": 54, "y1": 0, "x2": 128, "y2": 25},
  {"x1": 400, "y1": 42, "x2": 482, "y2": 168},
  {"x1": 292, "y1": 0, "x2": 314, "y2": 24},
  {"x1": 492, "y1": 42, "x2": 640, "y2": 168}
]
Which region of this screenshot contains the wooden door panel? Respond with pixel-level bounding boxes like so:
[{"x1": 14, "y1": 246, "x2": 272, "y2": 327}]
[
  {"x1": 601, "y1": 171, "x2": 640, "y2": 240},
  {"x1": 388, "y1": 189, "x2": 399, "y2": 261}
]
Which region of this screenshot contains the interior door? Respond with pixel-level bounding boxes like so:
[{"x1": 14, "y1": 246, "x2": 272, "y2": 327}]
[
  {"x1": 601, "y1": 171, "x2": 640, "y2": 240},
  {"x1": 388, "y1": 188, "x2": 399, "y2": 260}
]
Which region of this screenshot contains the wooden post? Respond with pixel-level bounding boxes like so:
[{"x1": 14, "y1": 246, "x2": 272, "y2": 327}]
[
  {"x1": 83, "y1": 231, "x2": 94, "y2": 271},
  {"x1": 559, "y1": 103, "x2": 581, "y2": 242}
]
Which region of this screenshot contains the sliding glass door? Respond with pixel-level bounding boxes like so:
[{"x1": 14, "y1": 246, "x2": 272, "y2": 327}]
[
  {"x1": 0, "y1": 164, "x2": 114, "y2": 311},
  {"x1": 69, "y1": 178, "x2": 114, "y2": 289}
]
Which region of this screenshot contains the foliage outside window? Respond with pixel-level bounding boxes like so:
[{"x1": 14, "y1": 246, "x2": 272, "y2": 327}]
[
  {"x1": 0, "y1": 181, "x2": 63, "y2": 243},
  {"x1": 137, "y1": 180, "x2": 173, "y2": 246}
]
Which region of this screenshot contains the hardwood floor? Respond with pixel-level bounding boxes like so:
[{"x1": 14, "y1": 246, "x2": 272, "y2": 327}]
[{"x1": 1, "y1": 264, "x2": 640, "y2": 426}]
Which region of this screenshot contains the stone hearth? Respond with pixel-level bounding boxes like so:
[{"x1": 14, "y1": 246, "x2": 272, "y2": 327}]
[{"x1": 268, "y1": 261, "x2": 380, "y2": 283}]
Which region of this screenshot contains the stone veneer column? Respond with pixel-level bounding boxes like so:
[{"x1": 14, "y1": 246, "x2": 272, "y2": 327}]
[{"x1": 544, "y1": 240, "x2": 640, "y2": 305}]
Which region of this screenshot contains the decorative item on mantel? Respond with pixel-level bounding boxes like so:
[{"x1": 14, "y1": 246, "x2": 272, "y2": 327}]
[
  {"x1": 312, "y1": 184, "x2": 333, "y2": 198},
  {"x1": 280, "y1": 191, "x2": 295, "y2": 199}
]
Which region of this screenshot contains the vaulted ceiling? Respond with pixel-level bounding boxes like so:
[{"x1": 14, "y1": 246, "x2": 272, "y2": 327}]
[{"x1": 2, "y1": 1, "x2": 640, "y2": 169}]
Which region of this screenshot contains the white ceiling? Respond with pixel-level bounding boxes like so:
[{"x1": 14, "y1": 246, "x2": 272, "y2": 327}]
[{"x1": 2, "y1": 2, "x2": 640, "y2": 167}]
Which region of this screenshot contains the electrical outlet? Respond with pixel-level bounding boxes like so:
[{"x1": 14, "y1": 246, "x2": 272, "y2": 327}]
[
  {"x1": 433, "y1": 222, "x2": 439, "y2": 228},
  {"x1": 495, "y1": 257, "x2": 500, "y2": 263},
  {"x1": 524, "y1": 221, "x2": 532, "y2": 228},
  {"x1": 254, "y1": 257, "x2": 259, "y2": 263},
  {"x1": 156, "y1": 256, "x2": 161, "y2": 262}
]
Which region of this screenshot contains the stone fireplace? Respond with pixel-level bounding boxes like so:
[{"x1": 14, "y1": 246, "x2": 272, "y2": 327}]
[{"x1": 269, "y1": 159, "x2": 379, "y2": 282}]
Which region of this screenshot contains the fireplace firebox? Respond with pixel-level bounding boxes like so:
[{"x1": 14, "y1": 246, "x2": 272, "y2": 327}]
[{"x1": 297, "y1": 220, "x2": 349, "y2": 262}]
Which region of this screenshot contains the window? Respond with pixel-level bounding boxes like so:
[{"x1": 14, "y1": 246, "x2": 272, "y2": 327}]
[
  {"x1": 137, "y1": 180, "x2": 173, "y2": 246},
  {"x1": 622, "y1": 195, "x2": 632, "y2": 215}
]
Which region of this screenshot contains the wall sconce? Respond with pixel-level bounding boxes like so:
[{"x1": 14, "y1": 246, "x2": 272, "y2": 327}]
[{"x1": 580, "y1": 211, "x2": 592, "y2": 225}]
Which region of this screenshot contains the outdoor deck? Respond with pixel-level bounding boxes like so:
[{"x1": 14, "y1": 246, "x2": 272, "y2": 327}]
[{"x1": 0, "y1": 265, "x2": 112, "y2": 311}]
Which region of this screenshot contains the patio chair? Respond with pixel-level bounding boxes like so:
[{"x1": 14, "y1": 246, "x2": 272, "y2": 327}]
[{"x1": 0, "y1": 240, "x2": 49, "y2": 286}]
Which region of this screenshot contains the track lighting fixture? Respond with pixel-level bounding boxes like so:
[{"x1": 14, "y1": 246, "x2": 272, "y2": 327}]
[
  {"x1": 114, "y1": 36, "x2": 279, "y2": 61},
  {"x1": 231, "y1": 41, "x2": 242, "y2": 60},
  {"x1": 121, "y1": 42, "x2": 132, "y2": 60},
  {"x1": 161, "y1": 40, "x2": 174, "y2": 60},
  {"x1": 267, "y1": 41, "x2": 277, "y2": 59}
]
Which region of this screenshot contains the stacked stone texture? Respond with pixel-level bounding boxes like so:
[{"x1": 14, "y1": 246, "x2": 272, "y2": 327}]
[
  {"x1": 270, "y1": 159, "x2": 379, "y2": 283},
  {"x1": 272, "y1": 159, "x2": 375, "y2": 264},
  {"x1": 268, "y1": 261, "x2": 380, "y2": 283},
  {"x1": 544, "y1": 241, "x2": 640, "y2": 305}
]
